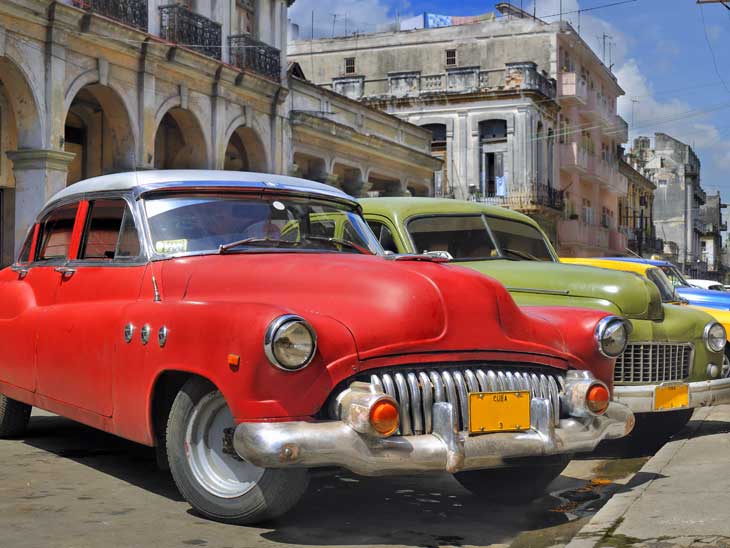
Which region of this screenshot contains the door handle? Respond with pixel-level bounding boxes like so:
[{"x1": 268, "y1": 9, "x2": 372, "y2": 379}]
[
  {"x1": 10, "y1": 266, "x2": 29, "y2": 279},
  {"x1": 54, "y1": 266, "x2": 76, "y2": 278}
]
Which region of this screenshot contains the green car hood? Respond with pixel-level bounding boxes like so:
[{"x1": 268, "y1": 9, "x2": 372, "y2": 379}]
[{"x1": 462, "y1": 260, "x2": 664, "y2": 321}]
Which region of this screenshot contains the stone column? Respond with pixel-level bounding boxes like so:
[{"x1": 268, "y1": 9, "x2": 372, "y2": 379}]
[
  {"x1": 6, "y1": 149, "x2": 75, "y2": 254},
  {"x1": 341, "y1": 169, "x2": 371, "y2": 198}
]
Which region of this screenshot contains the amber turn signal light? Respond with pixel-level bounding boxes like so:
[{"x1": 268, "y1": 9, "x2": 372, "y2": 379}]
[
  {"x1": 369, "y1": 399, "x2": 399, "y2": 436},
  {"x1": 586, "y1": 384, "x2": 610, "y2": 415}
]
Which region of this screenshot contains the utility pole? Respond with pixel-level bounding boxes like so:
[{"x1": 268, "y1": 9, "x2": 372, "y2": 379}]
[
  {"x1": 601, "y1": 33, "x2": 613, "y2": 65},
  {"x1": 631, "y1": 98, "x2": 640, "y2": 128}
]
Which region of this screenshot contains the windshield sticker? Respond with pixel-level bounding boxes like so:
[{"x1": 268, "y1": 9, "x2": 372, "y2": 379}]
[
  {"x1": 272, "y1": 200, "x2": 286, "y2": 211},
  {"x1": 155, "y1": 239, "x2": 188, "y2": 254}
]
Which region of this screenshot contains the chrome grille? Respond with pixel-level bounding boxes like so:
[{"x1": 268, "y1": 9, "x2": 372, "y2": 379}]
[
  {"x1": 615, "y1": 343, "x2": 693, "y2": 384},
  {"x1": 368, "y1": 368, "x2": 564, "y2": 436}
]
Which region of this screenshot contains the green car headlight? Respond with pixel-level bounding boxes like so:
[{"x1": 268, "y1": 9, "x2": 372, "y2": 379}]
[
  {"x1": 596, "y1": 316, "x2": 630, "y2": 358},
  {"x1": 704, "y1": 321, "x2": 726, "y2": 353}
]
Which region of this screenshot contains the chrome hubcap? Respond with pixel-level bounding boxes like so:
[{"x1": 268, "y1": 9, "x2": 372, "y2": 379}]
[{"x1": 185, "y1": 391, "x2": 264, "y2": 499}]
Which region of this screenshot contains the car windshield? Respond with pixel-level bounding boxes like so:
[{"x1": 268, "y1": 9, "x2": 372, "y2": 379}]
[
  {"x1": 144, "y1": 193, "x2": 382, "y2": 256},
  {"x1": 659, "y1": 265, "x2": 691, "y2": 288},
  {"x1": 646, "y1": 268, "x2": 679, "y2": 303},
  {"x1": 405, "y1": 214, "x2": 554, "y2": 261}
]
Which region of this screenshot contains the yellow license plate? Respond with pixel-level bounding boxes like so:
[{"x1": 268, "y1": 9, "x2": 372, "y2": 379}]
[
  {"x1": 654, "y1": 384, "x2": 689, "y2": 411},
  {"x1": 468, "y1": 391, "x2": 531, "y2": 434}
]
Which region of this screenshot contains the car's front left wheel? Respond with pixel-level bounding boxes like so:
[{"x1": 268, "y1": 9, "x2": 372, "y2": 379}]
[{"x1": 166, "y1": 377, "x2": 309, "y2": 525}]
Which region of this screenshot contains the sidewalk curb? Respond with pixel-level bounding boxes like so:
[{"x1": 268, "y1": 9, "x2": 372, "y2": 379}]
[{"x1": 564, "y1": 407, "x2": 712, "y2": 548}]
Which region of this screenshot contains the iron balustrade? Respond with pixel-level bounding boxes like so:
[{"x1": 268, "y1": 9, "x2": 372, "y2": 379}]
[
  {"x1": 229, "y1": 34, "x2": 281, "y2": 82},
  {"x1": 73, "y1": 0, "x2": 148, "y2": 31},
  {"x1": 159, "y1": 4, "x2": 222, "y2": 60},
  {"x1": 534, "y1": 183, "x2": 565, "y2": 211}
]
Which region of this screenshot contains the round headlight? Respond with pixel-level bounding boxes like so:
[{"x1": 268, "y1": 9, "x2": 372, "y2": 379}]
[
  {"x1": 596, "y1": 316, "x2": 629, "y2": 358},
  {"x1": 264, "y1": 315, "x2": 317, "y2": 371},
  {"x1": 704, "y1": 321, "x2": 726, "y2": 353}
]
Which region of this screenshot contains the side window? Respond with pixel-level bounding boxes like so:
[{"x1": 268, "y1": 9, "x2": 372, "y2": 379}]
[
  {"x1": 80, "y1": 199, "x2": 140, "y2": 261},
  {"x1": 16, "y1": 227, "x2": 36, "y2": 264},
  {"x1": 38, "y1": 204, "x2": 79, "y2": 261},
  {"x1": 367, "y1": 220, "x2": 398, "y2": 254}
]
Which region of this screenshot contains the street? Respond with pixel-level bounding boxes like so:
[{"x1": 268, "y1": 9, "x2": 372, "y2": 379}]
[{"x1": 0, "y1": 410, "x2": 649, "y2": 548}]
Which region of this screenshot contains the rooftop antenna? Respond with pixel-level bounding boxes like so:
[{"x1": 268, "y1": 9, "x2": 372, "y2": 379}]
[
  {"x1": 631, "y1": 98, "x2": 640, "y2": 127},
  {"x1": 601, "y1": 33, "x2": 613, "y2": 65}
]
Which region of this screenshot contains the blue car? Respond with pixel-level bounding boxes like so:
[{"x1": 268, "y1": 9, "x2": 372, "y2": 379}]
[{"x1": 603, "y1": 258, "x2": 730, "y2": 310}]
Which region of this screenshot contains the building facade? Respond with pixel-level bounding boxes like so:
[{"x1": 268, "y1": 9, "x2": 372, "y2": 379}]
[
  {"x1": 0, "y1": 0, "x2": 438, "y2": 266},
  {"x1": 288, "y1": 3, "x2": 630, "y2": 255},
  {"x1": 618, "y1": 155, "x2": 659, "y2": 257},
  {"x1": 699, "y1": 192, "x2": 727, "y2": 276},
  {"x1": 629, "y1": 134, "x2": 711, "y2": 276}
]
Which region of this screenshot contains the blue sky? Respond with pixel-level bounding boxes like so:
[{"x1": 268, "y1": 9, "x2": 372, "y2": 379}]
[{"x1": 290, "y1": 0, "x2": 730, "y2": 200}]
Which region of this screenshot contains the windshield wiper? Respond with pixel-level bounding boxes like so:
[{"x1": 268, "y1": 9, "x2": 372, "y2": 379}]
[
  {"x1": 218, "y1": 237, "x2": 300, "y2": 254},
  {"x1": 501, "y1": 248, "x2": 539, "y2": 261},
  {"x1": 302, "y1": 236, "x2": 372, "y2": 255}
]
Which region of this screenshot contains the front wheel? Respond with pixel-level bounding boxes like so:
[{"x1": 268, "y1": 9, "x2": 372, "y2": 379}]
[
  {"x1": 454, "y1": 455, "x2": 570, "y2": 503},
  {"x1": 166, "y1": 378, "x2": 309, "y2": 525}
]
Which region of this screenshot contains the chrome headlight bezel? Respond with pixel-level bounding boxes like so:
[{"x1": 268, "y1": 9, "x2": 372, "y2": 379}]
[
  {"x1": 264, "y1": 315, "x2": 317, "y2": 371},
  {"x1": 703, "y1": 321, "x2": 726, "y2": 353},
  {"x1": 595, "y1": 316, "x2": 630, "y2": 358}
]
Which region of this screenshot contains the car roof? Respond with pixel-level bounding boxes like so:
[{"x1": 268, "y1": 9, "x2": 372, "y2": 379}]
[
  {"x1": 601, "y1": 256, "x2": 674, "y2": 267},
  {"x1": 562, "y1": 258, "x2": 655, "y2": 276},
  {"x1": 359, "y1": 197, "x2": 540, "y2": 226},
  {"x1": 47, "y1": 170, "x2": 356, "y2": 209}
]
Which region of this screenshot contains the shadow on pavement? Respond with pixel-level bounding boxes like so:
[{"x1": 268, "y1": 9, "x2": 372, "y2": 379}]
[
  {"x1": 20, "y1": 414, "x2": 184, "y2": 502},
  {"x1": 17, "y1": 414, "x2": 595, "y2": 545},
  {"x1": 258, "y1": 472, "x2": 573, "y2": 547}
]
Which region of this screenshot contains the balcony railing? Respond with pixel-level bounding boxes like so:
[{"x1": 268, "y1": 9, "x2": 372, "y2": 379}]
[
  {"x1": 159, "y1": 4, "x2": 222, "y2": 60},
  {"x1": 559, "y1": 72, "x2": 588, "y2": 104},
  {"x1": 229, "y1": 34, "x2": 281, "y2": 82},
  {"x1": 473, "y1": 183, "x2": 564, "y2": 213},
  {"x1": 73, "y1": 0, "x2": 148, "y2": 31}
]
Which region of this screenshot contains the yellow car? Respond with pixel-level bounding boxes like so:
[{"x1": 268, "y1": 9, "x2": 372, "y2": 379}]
[{"x1": 563, "y1": 258, "x2": 730, "y2": 379}]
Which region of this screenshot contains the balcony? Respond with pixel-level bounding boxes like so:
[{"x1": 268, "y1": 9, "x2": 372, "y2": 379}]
[
  {"x1": 559, "y1": 72, "x2": 588, "y2": 104},
  {"x1": 159, "y1": 4, "x2": 222, "y2": 60},
  {"x1": 475, "y1": 183, "x2": 564, "y2": 213},
  {"x1": 558, "y1": 219, "x2": 609, "y2": 251},
  {"x1": 560, "y1": 143, "x2": 589, "y2": 172},
  {"x1": 229, "y1": 34, "x2": 281, "y2": 82},
  {"x1": 605, "y1": 113, "x2": 629, "y2": 142},
  {"x1": 383, "y1": 62, "x2": 556, "y2": 99},
  {"x1": 72, "y1": 0, "x2": 148, "y2": 31}
]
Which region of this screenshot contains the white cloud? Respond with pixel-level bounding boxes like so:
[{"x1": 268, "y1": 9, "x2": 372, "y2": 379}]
[{"x1": 289, "y1": 0, "x2": 410, "y2": 38}]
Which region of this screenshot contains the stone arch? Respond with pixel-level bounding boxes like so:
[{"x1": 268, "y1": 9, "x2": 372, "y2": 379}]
[
  {"x1": 366, "y1": 170, "x2": 405, "y2": 198},
  {"x1": 292, "y1": 151, "x2": 328, "y2": 181},
  {"x1": 223, "y1": 126, "x2": 268, "y2": 172},
  {"x1": 154, "y1": 107, "x2": 208, "y2": 169},
  {"x1": 0, "y1": 56, "x2": 43, "y2": 149},
  {"x1": 64, "y1": 83, "x2": 137, "y2": 184},
  {"x1": 332, "y1": 161, "x2": 366, "y2": 197}
]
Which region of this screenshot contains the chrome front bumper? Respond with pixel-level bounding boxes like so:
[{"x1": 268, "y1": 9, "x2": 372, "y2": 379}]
[
  {"x1": 233, "y1": 398, "x2": 635, "y2": 476},
  {"x1": 614, "y1": 377, "x2": 730, "y2": 413}
]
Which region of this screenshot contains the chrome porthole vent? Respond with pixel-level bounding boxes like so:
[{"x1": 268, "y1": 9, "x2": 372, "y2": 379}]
[{"x1": 124, "y1": 323, "x2": 135, "y2": 344}]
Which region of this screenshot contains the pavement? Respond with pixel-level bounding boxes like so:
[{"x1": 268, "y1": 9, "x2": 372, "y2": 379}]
[
  {"x1": 567, "y1": 405, "x2": 730, "y2": 548},
  {"x1": 0, "y1": 410, "x2": 647, "y2": 548}
]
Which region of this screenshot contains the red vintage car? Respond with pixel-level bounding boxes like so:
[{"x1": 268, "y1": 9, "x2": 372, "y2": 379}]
[{"x1": 0, "y1": 171, "x2": 634, "y2": 525}]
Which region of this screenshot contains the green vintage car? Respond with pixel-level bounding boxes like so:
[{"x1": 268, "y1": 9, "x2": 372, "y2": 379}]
[{"x1": 360, "y1": 197, "x2": 729, "y2": 442}]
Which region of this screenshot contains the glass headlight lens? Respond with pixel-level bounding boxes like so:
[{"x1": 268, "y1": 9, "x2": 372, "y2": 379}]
[
  {"x1": 596, "y1": 317, "x2": 629, "y2": 358},
  {"x1": 705, "y1": 322, "x2": 726, "y2": 353},
  {"x1": 265, "y1": 316, "x2": 317, "y2": 371}
]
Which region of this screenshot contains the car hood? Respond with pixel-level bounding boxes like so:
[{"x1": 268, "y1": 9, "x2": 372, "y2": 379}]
[
  {"x1": 157, "y1": 254, "x2": 570, "y2": 364},
  {"x1": 676, "y1": 286, "x2": 730, "y2": 310},
  {"x1": 458, "y1": 260, "x2": 663, "y2": 320}
]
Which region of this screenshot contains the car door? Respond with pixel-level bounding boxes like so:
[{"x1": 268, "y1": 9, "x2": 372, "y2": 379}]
[
  {"x1": 0, "y1": 212, "x2": 73, "y2": 393},
  {"x1": 36, "y1": 197, "x2": 147, "y2": 417}
]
